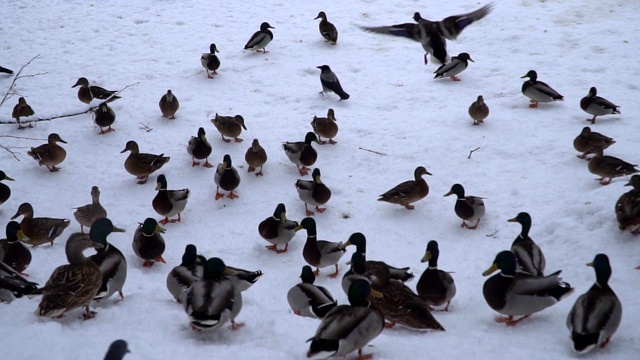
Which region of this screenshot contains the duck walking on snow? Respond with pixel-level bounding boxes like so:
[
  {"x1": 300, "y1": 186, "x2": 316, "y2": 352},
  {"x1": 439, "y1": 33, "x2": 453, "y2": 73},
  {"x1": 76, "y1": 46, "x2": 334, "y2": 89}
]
[
  {"x1": 585, "y1": 146, "x2": 638, "y2": 185},
  {"x1": 187, "y1": 127, "x2": 213, "y2": 168},
  {"x1": 580, "y1": 87, "x2": 620, "y2": 124},
  {"x1": 521, "y1": 70, "x2": 564, "y2": 108},
  {"x1": 508, "y1": 212, "x2": 545, "y2": 276},
  {"x1": 573, "y1": 126, "x2": 615, "y2": 160},
  {"x1": 12, "y1": 97, "x2": 34, "y2": 129},
  {"x1": 214, "y1": 154, "x2": 241, "y2": 200},
  {"x1": 295, "y1": 217, "x2": 346, "y2": 278},
  {"x1": 288, "y1": 265, "x2": 337, "y2": 319},
  {"x1": 258, "y1": 203, "x2": 299, "y2": 253},
  {"x1": 314, "y1": 11, "x2": 338, "y2": 44},
  {"x1": 87, "y1": 218, "x2": 127, "y2": 301},
  {"x1": 120, "y1": 140, "x2": 170, "y2": 185},
  {"x1": 211, "y1": 113, "x2": 247, "y2": 143},
  {"x1": 27, "y1": 133, "x2": 67, "y2": 172},
  {"x1": 468, "y1": 95, "x2": 489, "y2": 125},
  {"x1": 201, "y1": 43, "x2": 220, "y2": 78},
  {"x1": 311, "y1": 108, "x2": 339, "y2": 144},
  {"x1": 417, "y1": 240, "x2": 456, "y2": 311},
  {"x1": 378, "y1": 166, "x2": 431, "y2": 210},
  {"x1": 159, "y1": 90, "x2": 179, "y2": 119},
  {"x1": 132, "y1": 218, "x2": 166, "y2": 267},
  {"x1": 444, "y1": 183, "x2": 485, "y2": 229},
  {"x1": 296, "y1": 168, "x2": 331, "y2": 216},
  {"x1": 244, "y1": 22, "x2": 275, "y2": 53},
  {"x1": 245, "y1": 139, "x2": 267, "y2": 176},
  {"x1": 433, "y1": 52, "x2": 474, "y2": 81},
  {"x1": 73, "y1": 186, "x2": 107, "y2": 233},
  {"x1": 283, "y1": 132, "x2": 321, "y2": 176},
  {"x1": 615, "y1": 175, "x2": 640, "y2": 235}
]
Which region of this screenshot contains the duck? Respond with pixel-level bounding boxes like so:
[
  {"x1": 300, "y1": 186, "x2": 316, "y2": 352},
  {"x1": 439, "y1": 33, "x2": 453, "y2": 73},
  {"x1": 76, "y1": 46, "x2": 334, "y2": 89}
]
[
  {"x1": 340, "y1": 232, "x2": 414, "y2": 283},
  {"x1": 166, "y1": 244, "x2": 202, "y2": 303},
  {"x1": 158, "y1": 89, "x2": 179, "y2": 119},
  {"x1": 0, "y1": 260, "x2": 38, "y2": 303},
  {"x1": 310, "y1": 108, "x2": 338, "y2": 144},
  {"x1": 132, "y1": 218, "x2": 166, "y2": 267},
  {"x1": 94, "y1": 102, "x2": 116, "y2": 134},
  {"x1": 120, "y1": 140, "x2": 170, "y2": 184},
  {"x1": 225, "y1": 265, "x2": 263, "y2": 292},
  {"x1": 521, "y1": 70, "x2": 564, "y2": 108},
  {"x1": 416, "y1": 240, "x2": 456, "y2": 311},
  {"x1": 377, "y1": 166, "x2": 432, "y2": 209},
  {"x1": 341, "y1": 251, "x2": 370, "y2": 296},
  {"x1": 258, "y1": 203, "x2": 299, "y2": 253},
  {"x1": 245, "y1": 138, "x2": 267, "y2": 176},
  {"x1": 508, "y1": 212, "x2": 545, "y2": 276},
  {"x1": 295, "y1": 217, "x2": 346, "y2": 278},
  {"x1": 367, "y1": 260, "x2": 444, "y2": 331},
  {"x1": 27, "y1": 133, "x2": 67, "y2": 172},
  {"x1": 573, "y1": 126, "x2": 615, "y2": 160},
  {"x1": 443, "y1": 183, "x2": 485, "y2": 229},
  {"x1": 211, "y1": 113, "x2": 247, "y2": 143},
  {"x1": 433, "y1": 52, "x2": 474, "y2": 81},
  {"x1": 283, "y1": 132, "x2": 321, "y2": 176},
  {"x1": 296, "y1": 168, "x2": 332, "y2": 216},
  {"x1": 73, "y1": 186, "x2": 107, "y2": 233},
  {"x1": 152, "y1": 174, "x2": 190, "y2": 224},
  {"x1": 86, "y1": 218, "x2": 127, "y2": 300},
  {"x1": 566, "y1": 254, "x2": 622, "y2": 353},
  {"x1": 184, "y1": 257, "x2": 238, "y2": 331},
  {"x1": 586, "y1": 146, "x2": 638, "y2": 185},
  {"x1": 244, "y1": 22, "x2": 275, "y2": 53},
  {"x1": 306, "y1": 279, "x2": 384, "y2": 360},
  {"x1": 201, "y1": 43, "x2": 220, "y2": 78},
  {"x1": 103, "y1": 340, "x2": 130, "y2": 360},
  {"x1": 214, "y1": 154, "x2": 241, "y2": 200},
  {"x1": 314, "y1": 11, "x2": 338, "y2": 44},
  {"x1": 482, "y1": 250, "x2": 574, "y2": 326},
  {"x1": 580, "y1": 87, "x2": 620, "y2": 124},
  {"x1": 288, "y1": 265, "x2": 337, "y2": 319},
  {"x1": 72, "y1": 77, "x2": 120, "y2": 105},
  {"x1": 615, "y1": 175, "x2": 640, "y2": 235},
  {"x1": 11, "y1": 202, "x2": 70, "y2": 247},
  {"x1": 187, "y1": 127, "x2": 213, "y2": 168},
  {"x1": 0, "y1": 221, "x2": 31, "y2": 274},
  {"x1": 361, "y1": 4, "x2": 493, "y2": 65},
  {"x1": 0, "y1": 170, "x2": 14, "y2": 207},
  {"x1": 12, "y1": 97, "x2": 34, "y2": 129},
  {"x1": 468, "y1": 95, "x2": 489, "y2": 125}
]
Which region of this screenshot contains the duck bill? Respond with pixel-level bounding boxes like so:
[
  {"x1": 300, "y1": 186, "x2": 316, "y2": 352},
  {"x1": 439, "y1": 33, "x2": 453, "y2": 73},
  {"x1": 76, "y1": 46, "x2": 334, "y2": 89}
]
[
  {"x1": 4, "y1": 175, "x2": 14, "y2": 181},
  {"x1": 507, "y1": 217, "x2": 518, "y2": 223},
  {"x1": 120, "y1": 148, "x2": 128, "y2": 153},
  {"x1": 370, "y1": 288, "x2": 384, "y2": 299},
  {"x1": 340, "y1": 240, "x2": 352, "y2": 250},
  {"x1": 586, "y1": 261, "x2": 594, "y2": 267},
  {"x1": 111, "y1": 226, "x2": 126, "y2": 233},
  {"x1": 155, "y1": 182, "x2": 161, "y2": 191},
  {"x1": 17, "y1": 230, "x2": 28, "y2": 241},
  {"x1": 520, "y1": 74, "x2": 528, "y2": 79},
  {"x1": 155, "y1": 225, "x2": 166, "y2": 234},
  {"x1": 294, "y1": 224, "x2": 303, "y2": 232},
  {"x1": 482, "y1": 263, "x2": 498, "y2": 276},
  {"x1": 420, "y1": 251, "x2": 431, "y2": 263},
  {"x1": 241, "y1": 124, "x2": 247, "y2": 130},
  {"x1": 58, "y1": 138, "x2": 68, "y2": 144},
  {"x1": 443, "y1": 190, "x2": 454, "y2": 197}
]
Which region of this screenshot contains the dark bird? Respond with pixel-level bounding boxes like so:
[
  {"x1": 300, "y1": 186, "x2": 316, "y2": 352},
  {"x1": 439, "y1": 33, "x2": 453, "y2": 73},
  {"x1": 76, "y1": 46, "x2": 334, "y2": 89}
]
[
  {"x1": 468, "y1": 95, "x2": 489, "y2": 125},
  {"x1": 580, "y1": 87, "x2": 620, "y2": 124},
  {"x1": 12, "y1": 97, "x2": 35, "y2": 129},
  {"x1": 72, "y1": 77, "x2": 120, "y2": 104},
  {"x1": 317, "y1": 65, "x2": 349, "y2": 100},
  {"x1": 201, "y1": 43, "x2": 220, "y2": 78},
  {"x1": 573, "y1": 126, "x2": 615, "y2": 160},
  {"x1": 314, "y1": 11, "x2": 338, "y2": 44},
  {"x1": 433, "y1": 52, "x2": 474, "y2": 81},
  {"x1": 94, "y1": 102, "x2": 116, "y2": 134},
  {"x1": 0, "y1": 260, "x2": 38, "y2": 303},
  {"x1": 615, "y1": 175, "x2": 640, "y2": 235},
  {"x1": 0, "y1": 66, "x2": 13, "y2": 74},
  {"x1": 244, "y1": 22, "x2": 275, "y2": 53},
  {"x1": 104, "y1": 340, "x2": 130, "y2": 360},
  {"x1": 187, "y1": 127, "x2": 213, "y2": 168},
  {"x1": 361, "y1": 3, "x2": 494, "y2": 65},
  {"x1": 586, "y1": 146, "x2": 638, "y2": 185},
  {"x1": 245, "y1": 139, "x2": 267, "y2": 176},
  {"x1": 508, "y1": 212, "x2": 545, "y2": 276},
  {"x1": 0, "y1": 221, "x2": 32, "y2": 275},
  {"x1": 521, "y1": 70, "x2": 563, "y2": 108},
  {"x1": 27, "y1": 133, "x2": 67, "y2": 172},
  {"x1": 159, "y1": 89, "x2": 179, "y2": 119},
  {"x1": 287, "y1": 265, "x2": 337, "y2": 319},
  {"x1": 214, "y1": 154, "x2": 241, "y2": 200},
  {"x1": 120, "y1": 141, "x2": 170, "y2": 185},
  {"x1": 0, "y1": 170, "x2": 14, "y2": 207}
]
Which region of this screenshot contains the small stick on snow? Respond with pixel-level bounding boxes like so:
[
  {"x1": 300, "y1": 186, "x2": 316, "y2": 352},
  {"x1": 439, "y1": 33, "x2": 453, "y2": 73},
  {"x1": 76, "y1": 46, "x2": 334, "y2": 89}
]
[
  {"x1": 359, "y1": 147, "x2": 387, "y2": 156},
  {"x1": 468, "y1": 147, "x2": 481, "y2": 159},
  {"x1": 138, "y1": 122, "x2": 153, "y2": 132}
]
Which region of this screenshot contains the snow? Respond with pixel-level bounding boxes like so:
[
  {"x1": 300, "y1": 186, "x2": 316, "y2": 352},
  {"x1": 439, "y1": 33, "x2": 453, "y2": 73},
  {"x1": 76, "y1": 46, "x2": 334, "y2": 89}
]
[{"x1": 1, "y1": 0, "x2": 639, "y2": 359}]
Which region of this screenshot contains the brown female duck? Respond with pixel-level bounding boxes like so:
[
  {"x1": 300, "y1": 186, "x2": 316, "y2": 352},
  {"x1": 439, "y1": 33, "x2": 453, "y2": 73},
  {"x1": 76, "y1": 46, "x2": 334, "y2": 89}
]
[
  {"x1": 314, "y1": 11, "x2": 338, "y2": 44},
  {"x1": 244, "y1": 139, "x2": 267, "y2": 176},
  {"x1": 468, "y1": 95, "x2": 489, "y2": 125},
  {"x1": 73, "y1": 186, "x2": 107, "y2": 233},
  {"x1": 159, "y1": 89, "x2": 179, "y2": 119},
  {"x1": 12, "y1": 97, "x2": 34, "y2": 129},
  {"x1": 214, "y1": 154, "x2": 241, "y2": 200},
  {"x1": 378, "y1": 166, "x2": 431, "y2": 209},
  {"x1": 311, "y1": 108, "x2": 338, "y2": 144},
  {"x1": 573, "y1": 127, "x2": 615, "y2": 160},
  {"x1": 11, "y1": 202, "x2": 70, "y2": 247},
  {"x1": 187, "y1": 127, "x2": 213, "y2": 168},
  {"x1": 27, "y1": 133, "x2": 67, "y2": 172},
  {"x1": 211, "y1": 113, "x2": 246, "y2": 143},
  {"x1": 615, "y1": 175, "x2": 640, "y2": 235},
  {"x1": 586, "y1": 146, "x2": 638, "y2": 185},
  {"x1": 120, "y1": 140, "x2": 170, "y2": 184}
]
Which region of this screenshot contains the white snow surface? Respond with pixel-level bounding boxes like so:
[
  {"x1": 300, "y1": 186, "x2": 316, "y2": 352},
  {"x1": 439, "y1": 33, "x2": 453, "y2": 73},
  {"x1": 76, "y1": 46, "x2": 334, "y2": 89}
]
[{"x1": 1, "y1": 0, "x2": 639, "y2": 359}]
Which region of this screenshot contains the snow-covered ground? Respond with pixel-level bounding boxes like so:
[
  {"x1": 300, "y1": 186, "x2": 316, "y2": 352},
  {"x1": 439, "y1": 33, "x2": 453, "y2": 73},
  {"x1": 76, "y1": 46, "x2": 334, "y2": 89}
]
[{"x1": 1, "y1": 0, "x2": 639, "y2": 359}]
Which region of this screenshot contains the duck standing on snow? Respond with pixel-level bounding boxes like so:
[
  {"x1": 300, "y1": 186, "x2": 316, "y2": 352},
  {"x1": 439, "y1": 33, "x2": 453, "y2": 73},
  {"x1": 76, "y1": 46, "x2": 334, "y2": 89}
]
[
  {"x1": 295, "y1": 217, "x2": 346, "y2": 278},
  {"x1": 566, "y1": 254, "x2": 622, "y2": 353},
  {"x1": 94, "y1": 102, "x2": 116, "y2": 134},
  {"x1": 11, "y1": 202, "x2": 70, "y2": 247},
  {"x1": 152, "y1": 174, "x2": 190, "y2": 224},
  {"x1": 87, "y1": 218, "x2": 127, "y2": 301},
  {"x1": 158, "y1": 89, "x2": 179, "y2": 119},
  {"x1": 103, "y1": 340, "x2": 130, "y2": 360},
  {"x1": 296, "y1": 168, "x2": 332, "y2": 216},
  {"x1": 244, "y1": 22, "x2": 275, "y2": 53},
  {"x1": 468, "y1": 95, "x2": 489, "y2": 125},
  {"x1": 0, "y1": 221, "x2": 31, "y2": 275},
  {"x1": 508, "y1": 212, "x2": 545, "y2": 276},
  {"x1": 201, "y1": 43, "x2": 220, "y2": 78},
  {"x1": 72, "y1": 77, "x2": 120, "y2": 105},
  {"x1": 585, "y1": 146, "x2": 638, "y2": 185},
  {"x1": 211, "y1": 113, "x2": 247, "y2": 143},
  {"x1": 73, "y1": 186, "x2": 107, "y2": 233},
  {"x1": 615, "y1": 175, "x2": 640, "y2": 235},
  {"x1": 521, "y1": 70, "x2": 564, "y2": 108},
  {"x1": 433, "y1": 52, "x2": 474, "y2": 81},
  {"x1": 187, "y1": 127, "x2": 213, "y2": 168},
  {"x1": 132, "y1": 218, "x2": 166, "y2": 267},
  {"x1": 573, "y1": 126, "x2": 615, "y2": 160},
  {"x1": 417, "y1": 240, "x2": 456, "y2": 312},
  {"x1": 444, "y1": 183, "x2": 485, "y2": 229},
  {"x1": 12, "y1": 97, "x2": 34, "y2": 129},
  {"x1": 580, "y1": 87, "x2": 620, "y2": 124},
  {"x1": 340, "y1": 232, "x2": 414, "y2": 283},
  {"x1": 214, "y1": 154, "x2": 241, "y2": 200},
  {"x1": 288, "y1": 265, "x2": 337, "y2": 319},
  {"x1": 120, "y1": 140, "x2": 170, "y2": 185},
  {"x1": 378, "y1": 166, "x2": 432, "y2": 210},
  {"x1": 258, "y1": 203, "x2": 299, "y2": 253},
  {"x1": 317, "y1": 65, "x2": 349, "y2": 101},
  {"x1": 166, "y1": 244, "x2": 202, "y2": 303},
  {"x1": 0, "y1": 170, "x2": 14, "y2": 207},
  {"x1": 27, "y1": 133, "x2": 67, "y2": 172},
  {"x1": 310, "y1": 108, "x2": 338, "y2": 144},
  {"x1": 284, "y1": 132, "x2": 321, "y2": 176},
  {"x1": 314, "y1": 11, "x2": 338, "y2": 44},
  {"x1": 244, "y1": 138, "x2": 267, "y2": 176}
]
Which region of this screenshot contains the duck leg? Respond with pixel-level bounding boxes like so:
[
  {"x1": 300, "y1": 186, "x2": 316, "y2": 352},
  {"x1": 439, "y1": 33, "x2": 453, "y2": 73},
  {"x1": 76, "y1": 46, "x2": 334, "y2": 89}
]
[
  {"x1": 495, "y1": 314, "x2": 530, "y2": 326},
  {"x1": 327, "y1": 264, "x2": 339, "y2": 278},
  {"x1": 327, "y1": 138, "x2": 337, "y2": 145},
  {"x1": 528, "y1": 100, "x2": 539, "y2": 108},
  {"x1": 450, "y1": 75, "x2": 461, "y2": 81},
  {"x1": 467, "y1": 219, "x2": 481, "y2": 230},
  {"x1": 234, "y1": 137, "x2": 244, "y2": 143},
  {"x1": 587, "y1": 116, "x2": 597, "y2": 124},
  {"x1": 248, "y1": 166, "x2": 255, "y2": 173},
  {"x1": 298, "y1": 166, "x2": 310, "y2": 176},
  {"x1": 304, "y1": 204, "x2": 315, "y2": 217},
  {"x1": 596, "y1": 177, "x2": 612, "y2": 185},
  {"x1": 47, "y1": 165, "x2": 61, "y2": 172},
  {"x1": 357, "y1": 349, "x2": 373, "y2": 360},
  {"x1": 255, "y1": 166, "x2": 264, "y2": 177},
  {"x1": 220, "y1": 134, "x2": 231, "y2": 143},
  {"x1": 227, "y1": 191, "x2": 239, "y2": 199},
  {"x1": 203, "y1": 159, "x2": 213, "y2": 168},
  {"x1": 265, "y1": 243, "x2": 288, "y2": 253},
  {"x1": 230, "y1": 320, "x2": 245, "y2": 330},
  {"x1": 402, "y1": 203, "x2": 416, "y2": 210},
  {"x1": 599, "y1": 337, "x2": 611, "y2": 348},
  {"x1": 215, "y1": 187, "x2": 225, "y2": 200},
  {"x1": 137, "y1": 175, "x2": 149, "y2": 185},
  {"x1": 170, "y1": 214, "x2": 182, "y2": 223},
  {"x1": 424, "y1": 53, "x2": 428, "y2": 65},
  {"x1": 159, "y1": 217, "x2": 170, "y2": 225},
  {"x1": 191, "y1": 158, "x2": 200, "y2": 167},
  {"x1": 313, "y1": 267, "x2": 320, "y2": 276},
  {"x1": 82, "y1": 306, "x2": 97, "y2": 320},
  {"x1": 384, "y1": 322, "x2": 396, "y2": 329},
  {"x1": 315, "y1": 206, "x2": 327, "y2": 214}
]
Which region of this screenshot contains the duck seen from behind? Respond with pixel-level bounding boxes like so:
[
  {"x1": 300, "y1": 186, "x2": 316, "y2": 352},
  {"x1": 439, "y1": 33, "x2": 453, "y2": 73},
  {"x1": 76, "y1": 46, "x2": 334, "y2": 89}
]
[
  {"x1": 287, "y1": 265, "x2": 337, "y2": 319},
  {"x1": 508, "y1": 212, "x2": 545, "y2": 276}
]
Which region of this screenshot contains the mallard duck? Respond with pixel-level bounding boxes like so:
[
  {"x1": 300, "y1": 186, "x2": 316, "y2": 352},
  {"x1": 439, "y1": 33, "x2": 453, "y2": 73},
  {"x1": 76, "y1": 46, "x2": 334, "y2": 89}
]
[
  {"x1": 434, "y1": 52, "x2": 474, "y2": 81},
  {"x1": 416, "y1": 240, "x2": 456, "y2": 311},
  {"x1": 132, "y1": 218, "x2": 166, "y2": 267},
  {"x1": 120, "y1": 140, "x2": 170, "y2": 184},
  {"x1": 341, "y1": 232, "x2": 414, "y2": 283},
  {"x1": 580, "y1": 87, "x2": 620, "y2": 124},
  {"x1": 567, "y1": 254, "x2": 622, "y2": 353},
  {"x1": 295, "y1": 217, "x2": 346, "y2": 278},
  {"x1": 152, "y1": 174, "x2": 190, "y2": 224},
  {"x1": 482, "y1": 250, "x2": 574, "y2": 326},
  {"x1": 244, "y1": 22, "x2": 275, "y2": 53},
  {"x1": 0, "y1": 260, "x2": 38, "y2": 303},
  {"x1": 508, "y1": 212, "x2": 545, "y2": 276},
  {"x1": 245, "y1": 138, "x2": 267, "y2": 176},
  {"x1": 306, "y1": 279, "x2": 384, "y2": 359},
  {"x1": 367, "y1": 260, "x2": 444, "y2": 331},
  {"x1": 73, "y1": 186, "x2": 107, "y2": 233},
  {"x1": 214, "y1": 154, "x2": 241, "y2": 200},
  {"x1": 468, "y1": 95, "x2": 489, "y2": 125},
  {"x1": 94, "y1": 102, "x2": 116, "y2": 134},
  {"x1": 211, "y1": 113, "x2": 247, "y2": 143},
  {"x1": 72, "y1": 77, "x2": 120, "y2": 105},
  {"x1": 187, "y1": 127, "x2": 213, "y2": 168},
  {"x1": 443, "y1": 183, "x2": 485, "y2": 229},
  {"x1": 159, "y1": 89, "x2": 179, "y2": 119},
  {"x1": 258, "y1": 203, "x2": 299, "y2": 253},
  {"x1": 288, "y1": 265, "x2": 337, "y2": 319},
  {"x1": 27, "y1": 133, "x2": 67, "y2": 172},
  {"x1": 184, "y1": 257, "x2": 238, "y2": 331},
  {"x1": 283, "y1": 132, "x2": 321, "y2": 176},
  {"x1": 166, "y1": 244, "x2": 202, "y2": 303},
  {"x1": 615, "y1": 175, "x2": 640, "y2": 234},
  {"x1": 586, "y1": 146, "x2": 638, "y2": 185},
  {"x1": 573, "y1": 126, "x2": 615, "y2": 160},
  {"x1": 0, "y1": 221, "x2": 31, "y2": 274},
  {"x1": 86, "y1": 218, "x2": 126, "y2": 300},
  {"x1": 201, "y1": 43, "x2": 220, "y2": 78},
  {"x1": 317, "y1": 65, "x2": 350, "y2": 101},
  {"x1": 377, "y1": 166, "x2": 432, "y2": 209},
  {"x1": 11, "y1": 202, "x2": 70, "y2": 247},
  {"x1": 296, "y1": 168, "x2": 332, "y2": 216},
  {"x1": 12, "y1": 97, "x2": 34, "y2": 129},
  {"x1": 341, "y1": 252, "x2": 370, "y2": 296},
  {"x1": 35, "y1": 224, "x2": 110, "y2": 319},
  {"x1": 311, "y1": 108, "x2": 338, "y2": 144},
  {"x1": 521, "y1": 70, "x2": 564, "y2": 108},
  {"x1": 104, "y1": 340, "x2": 130, "y2": 360},
  {"x1": 0, "y1": 170, "x2": 14, "y2": 207},
  {"x1": 225, "y1": 265, "x2": 263, "y2": 292},
  {"x1": 314, "y1": 11, "x2": 338, "y2": 45}
]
